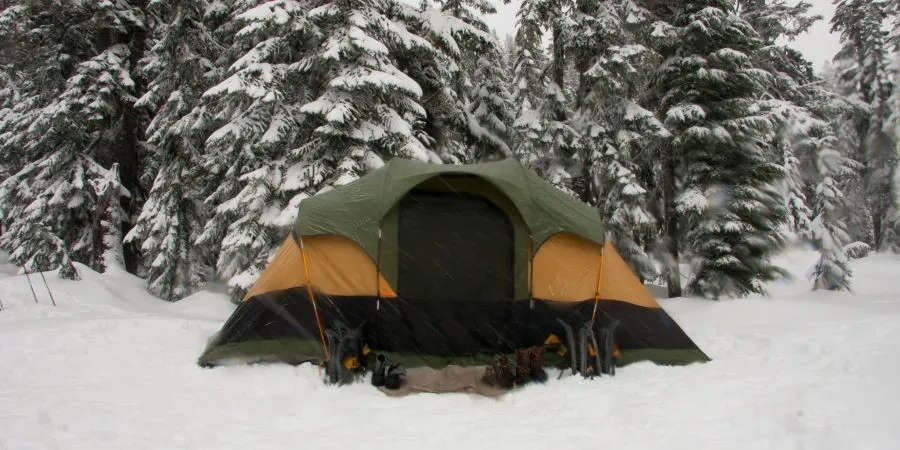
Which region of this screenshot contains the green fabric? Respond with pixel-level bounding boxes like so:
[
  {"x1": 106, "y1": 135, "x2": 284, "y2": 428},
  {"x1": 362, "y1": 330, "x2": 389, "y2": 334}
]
[
  {"x1": 198, "y1": 338, "x2": 709, "y2": 370},
  {"x1": 198, "y1": 338, "x2": 324, "y2": 367},
  {"x1": 295, "y1": 158, "x2": 605, "y2": 262},
  {"x1": 616, "y1": 349, "x2": 711, "y2": 367}
]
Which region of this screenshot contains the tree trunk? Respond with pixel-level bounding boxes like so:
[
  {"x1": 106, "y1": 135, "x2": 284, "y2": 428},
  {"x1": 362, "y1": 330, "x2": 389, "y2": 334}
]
[
  {"x1": 551, "y1": 24, "x2": 565, "y2": 102},
  {"x1": 90, "y1": 172, "x2": 116, "y2": 272},
  {"x1": 116, "y1": 4, "x2": 149, "y2": 274},
  {"x1": 661, "y1": 139, "x2": 682, "y2": 298}
]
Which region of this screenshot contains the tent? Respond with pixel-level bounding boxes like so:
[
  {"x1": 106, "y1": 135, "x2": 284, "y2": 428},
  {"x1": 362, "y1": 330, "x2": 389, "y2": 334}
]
[{"x1": 198, "y1": 158, "x2": 709, "y2": 381}]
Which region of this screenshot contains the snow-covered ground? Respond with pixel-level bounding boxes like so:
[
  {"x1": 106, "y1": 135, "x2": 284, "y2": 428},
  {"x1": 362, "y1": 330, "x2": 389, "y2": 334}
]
[{"x1": 1, "y1": 249, "x2": 899, "y2": 449}]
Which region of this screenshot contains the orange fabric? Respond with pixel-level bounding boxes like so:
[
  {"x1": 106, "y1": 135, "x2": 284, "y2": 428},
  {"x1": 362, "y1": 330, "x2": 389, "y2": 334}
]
[
  {"x1": 532, "y1": 233, "x2": 662, "y2": 309},
  {"x1": 243, "y1": 237, "x2": 305, "y2": 301},
  {"x1": 532, "y1": 233, "x2": 603, "y2": 301},
  {"x1": 242, "y1": 234, "x2": 396, "y2": 300},
  {"x1": 299, "y1": 236, "x2": 329, "y2": 360},
  {"x1": 597, "y1": 240, "x2": 660, "y2": 309},
  {"x1": 303, "y1": 234, "x2": 397, "y2": 298}
]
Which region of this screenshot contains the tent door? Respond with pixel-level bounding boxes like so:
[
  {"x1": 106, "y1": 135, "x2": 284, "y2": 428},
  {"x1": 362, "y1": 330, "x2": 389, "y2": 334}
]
[{"x1": 390, "y1": 189, "x2": 516, "y2": 356}]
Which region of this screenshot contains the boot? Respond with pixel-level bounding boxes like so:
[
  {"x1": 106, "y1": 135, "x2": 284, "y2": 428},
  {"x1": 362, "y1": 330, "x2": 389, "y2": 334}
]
[
  {"x1": 482, "y1": 355, "x2": 514, "y2": 389},
  {"x1": 514, "y1": 348, "x2": 531, "y2": 386},
  {"x1": 529, "y1": 346, "x2": 548, "y2": 383},
  {"x1": 371, "y1": 353, "x2": 387, "y2": 387},
  {"x1": 383, "y1": 363, "x2": 406, "y2": 390},
  {"x1": 556, "y1": 318, "x2": 578, "y2": 375}
]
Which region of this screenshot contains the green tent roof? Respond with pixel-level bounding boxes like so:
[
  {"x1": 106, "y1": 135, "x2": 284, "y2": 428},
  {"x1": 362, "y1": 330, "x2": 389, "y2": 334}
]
[{"x1": 295, "y1": 158, "x2": 605, "y2": 259}]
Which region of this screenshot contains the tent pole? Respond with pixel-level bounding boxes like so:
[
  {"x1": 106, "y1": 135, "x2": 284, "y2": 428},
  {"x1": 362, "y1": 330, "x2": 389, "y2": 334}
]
[
  {"x1": 375, "y1": 227, "x2": 383, "y2": 349},
  {"x1": 590, "y1": 236, "x2": 608, "y2": 322},
  {"x1": 528, "y1": 235, "x2": 534, "y2": 305},
  {"x1": 525, "y1": 234, "x2": 534, "y2": 348},
  {"x1": 298, "y1": 235, "x2": 330, "y2": 361}
]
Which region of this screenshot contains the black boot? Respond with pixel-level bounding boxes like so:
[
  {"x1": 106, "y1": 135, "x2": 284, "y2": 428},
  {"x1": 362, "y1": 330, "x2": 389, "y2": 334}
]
[
  {"x1": 383, "y1": 363, "x2": 406, "y2": 390},
  {"x1": 371, "y1": 353, "x2": 387, "y2": 387},
  {"x1": 599, "y1": 319, "x2": 620, "y2": 375},
  {"x1": 323, "y1": 321, "x2": 366, "y2": 386},
  {"x1": 529, "y1": 346, "x2": 548, "y2": 383},
  {"x1": 556, "y1": 318, "x2": 578, "y2": 375}
]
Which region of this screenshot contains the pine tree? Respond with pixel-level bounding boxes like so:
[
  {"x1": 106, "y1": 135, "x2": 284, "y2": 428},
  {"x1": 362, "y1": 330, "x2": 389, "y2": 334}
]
[
  {"x1": 737, "y1": 1, "x2": 822, "y2": 241},
  {"x1": 299, "y1": 0, "x2": 441, "y2": 176},
  {"x1": 569, "y1": 0, "x2": 663, "y2": 280},
  {"x1": 831, "y1": 0, "x2": 897, "y2": 251},
  {"x1": 196, "y1": 0, "x2": 452, "y2": 299},
  {"x1": 512, "y1": 0, "x2": 578, "y2": 193},
  {"x1": 394, "y1": 0, "x2": 498, "y2": 163},
  {"x1": 124, "y1": 0, "x2": 219, "y2": 300},
  {"x1": 466, "y1": 48, "x2": 516, "y2": 160},
  {"x1": 440, "y1": 0, "x2": 514, "y2": 162},
  {"x1": 649, "y1": 2, "x2": 790, "y2": 299},
  {"x1": 809, "y1": 138, "x2": 858, "y2": 291},
  {"x1": 0, "y1": 1, "x2": 149, "y2": 278},
  {"x1": 194, "y1": 0, "x2": 324, "y2": 299},
  {"x1": 883, "y1": 0, "x2": 900, "y2": 252},
  {"x1": 510, "y1": 0, "x2": 547, "y2": 163}
]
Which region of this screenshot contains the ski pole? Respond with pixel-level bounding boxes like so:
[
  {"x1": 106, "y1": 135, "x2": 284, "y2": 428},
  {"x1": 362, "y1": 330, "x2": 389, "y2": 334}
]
[
  {"x1": 38, "y1": 271, "x2": 56, "y2": 306},
  {"x1": 23, "y1": 267, "x2": 39, "y2": 304},
  {"x1": 0, "y1": 296, "x2": 4, "y2": 311}
]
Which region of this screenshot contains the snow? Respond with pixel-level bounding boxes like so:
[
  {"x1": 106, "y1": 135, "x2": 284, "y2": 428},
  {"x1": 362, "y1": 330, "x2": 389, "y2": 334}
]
[
  {"x1": 2, "y1": 250, "x2": 900, "y2": 449},
  {"x1": 666, "y1": 103, "x2": 706, "y2": 123},
  {"x1": 330, "y1": 67, "x2": 424, "y2": 98}
]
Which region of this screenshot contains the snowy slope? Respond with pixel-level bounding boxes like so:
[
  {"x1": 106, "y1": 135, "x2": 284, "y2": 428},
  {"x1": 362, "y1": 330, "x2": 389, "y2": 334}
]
[{"x1": 1, "y1": 250, "x2": 899, "y2": 449}]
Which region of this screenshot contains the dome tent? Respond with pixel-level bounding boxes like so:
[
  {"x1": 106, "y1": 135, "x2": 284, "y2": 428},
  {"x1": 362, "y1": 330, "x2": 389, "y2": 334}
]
[{"x1": 198, "y1": 158, "x2": 708, "y2": 387}]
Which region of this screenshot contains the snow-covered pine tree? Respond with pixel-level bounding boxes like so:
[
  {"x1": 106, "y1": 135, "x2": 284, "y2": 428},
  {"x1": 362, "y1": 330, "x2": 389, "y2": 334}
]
[
  {"x1": 808, "y1": 135, "x2": 858, "y2": 291},
  {"x1": 737, "y1": 1, "x2": 821, "y2": 240},
  {"x1": 0, "y1": 3, "x2": 71, "y2": 189},
  {"x1": 298, "y1": 0, "x2": 441, "y2": 175},
  {"x1": 568, "y1": 0, "x2": 663, "y2": 281},
  {"x1": 795, "y1": 83, "x2": 867, "y2": 289},
  {"x1": 466, "y1": 47, "x2": 516, "y2": 161},
  {"x1": 512, "y1": 0, "x2": 578, "y2": 193},
  {"x1": 782, "y1": 119, "x2": 815, "y2": 238},
  {"x1": 394, "y1": 0, "x2": 499, "y2": 163},
  {"x1": 0, "y1": 1, "x2": 149, "y2": 278},
  {"x1": 737, "y1": 0, "x2": 820, "y2": 44},
  {"x1": 509, "y1": 0, "x2": 547, "y2": 164},
  {"x1": 882, "y1": 0, "x2": 900, "y2": 252},
  {"x1": 650, "y1": 2, "x2": 790, "y2": 299},
  {"x1": 0, "y1": 9, "x2": 18, "y2": 185},
  {"x1": 437, "y1": 0, "x2": 515, "y2": 162},
  {"x1": 195, "y1": 0, "x2": 324, "y2": 300},
  {"x1": 831, "y1": 0, "x2": 897, "y2": 251},
  {"x1": 124, "y1": 0, "x2": 219, "y2": 301}
]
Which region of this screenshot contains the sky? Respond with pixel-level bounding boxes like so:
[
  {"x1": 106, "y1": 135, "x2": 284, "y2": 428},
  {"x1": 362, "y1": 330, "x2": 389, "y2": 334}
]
[{"x1": 479, "y1": 0, "x2": 842, "y2": 73}]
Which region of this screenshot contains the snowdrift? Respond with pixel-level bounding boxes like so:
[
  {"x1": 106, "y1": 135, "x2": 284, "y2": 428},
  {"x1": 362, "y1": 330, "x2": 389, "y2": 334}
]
[{"x1": 1, "y1": 250, "x2": 899, "y2": 449}]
